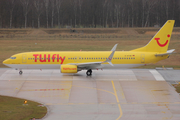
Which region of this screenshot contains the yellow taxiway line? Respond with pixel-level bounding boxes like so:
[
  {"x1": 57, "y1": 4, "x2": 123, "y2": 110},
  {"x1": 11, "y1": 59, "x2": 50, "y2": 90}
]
[{"x1": 111, "y1": 81, "x2": 123, "y2": 120}]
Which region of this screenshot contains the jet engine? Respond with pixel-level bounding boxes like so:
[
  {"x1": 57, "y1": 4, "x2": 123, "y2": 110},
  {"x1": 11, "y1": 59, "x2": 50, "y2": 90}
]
[{"x1": 61, "y1": 65, "x2": 77, "y2": 73}]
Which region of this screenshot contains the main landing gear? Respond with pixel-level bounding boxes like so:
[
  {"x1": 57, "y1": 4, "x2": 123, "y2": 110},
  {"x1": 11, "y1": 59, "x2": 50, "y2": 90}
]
[
  {"x1": 19, "y1": 70, "x2": 23, "y2": 75},
  {"x1": 86, "y1": 69, "x2": 92, "y2": 76}
]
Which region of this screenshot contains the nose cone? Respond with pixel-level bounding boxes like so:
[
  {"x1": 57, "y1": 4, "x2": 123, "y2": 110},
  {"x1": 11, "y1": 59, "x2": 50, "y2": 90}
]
[{"x1": 3, "y1": 59, "x2": 10, "y2": 65}]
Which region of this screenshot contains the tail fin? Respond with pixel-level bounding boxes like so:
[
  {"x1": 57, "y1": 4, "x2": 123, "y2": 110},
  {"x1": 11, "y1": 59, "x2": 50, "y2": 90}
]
[{"x1": 131, "y1": 20, "x2": 175, "y2": 53}]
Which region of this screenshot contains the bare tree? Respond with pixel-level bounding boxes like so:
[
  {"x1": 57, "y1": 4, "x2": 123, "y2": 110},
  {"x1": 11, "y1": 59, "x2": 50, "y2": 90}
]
[
  {"x1": 0, "y1": 14, "x2": 1, "y2": 28},
  {"x1": 102, "y1": 0, "x2": 108, "y2": 27},
  {"x1": 20, "y1": 0, "x2": 30, "y2": 28},
  {"x1": 51, "y1": 0, "x2": 55, "y2": 28},
  {"x1": 115, "y1": 4, "x2": 120, "y2": 28},
  {"x1": 105, "y1": 1, "x2": 110, "y2": 28},
  {"x1": 121, "y1": 8, "x2": 125, "y2": 27},
  {"x1": 142, "y1": 0, "x2": 145, "y2": 27},
  {"x1": 109, "y1": 2, "x2": 114, "y2": 28},
  {"x1": 0, "y1": 0, "x2": 2, "y2": 28},
  {"x1": 8, "y1": 0, "x2": 15, "y2": 28},
  {"x1": 78, "y1": 0, "x2": 83, "y2": 26},
  {"x1": 34, "y1": 0, "x2": 44, "y2": 28},
  {"x1": 144, "y1": 0, "x2": 157, "y2": 27},
  {"x1": 129, "y1": 0, "x2": 134, "y2": 27},
  {"x1": 171, "y1": 0, "x2": 176, "y2": 20},
  {"x1": 1, "y1": 0, "x2": 180, "y2": 28},
  {"x1": 44, "y1": 0, "x2": 49, "y2": 28},
  {"x1": 72, "y1": 0, "x2": 78, "y2": 27},
  {"x1": 165, "y1": 0, "x2": 169, "y2": 20},
  {"x1": 56, "y1": 0, "x2": 62, "y2": 28}
]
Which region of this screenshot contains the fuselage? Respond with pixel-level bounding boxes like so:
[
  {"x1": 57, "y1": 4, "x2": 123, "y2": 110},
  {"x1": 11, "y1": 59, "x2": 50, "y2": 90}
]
[{"x1": 3, "y1": 51, "x2": 168, "y2": 70}]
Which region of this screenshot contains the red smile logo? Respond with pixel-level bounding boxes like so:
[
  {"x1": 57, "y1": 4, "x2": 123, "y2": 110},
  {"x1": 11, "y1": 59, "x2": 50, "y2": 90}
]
[{"x1": 154, "y1": 34, "x2": 170, "y2": 47}]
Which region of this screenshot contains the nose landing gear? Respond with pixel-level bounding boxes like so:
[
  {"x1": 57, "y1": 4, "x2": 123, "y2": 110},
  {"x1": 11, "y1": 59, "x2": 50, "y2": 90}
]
[
  {"x1": 86, "y1": 69, "x2": 92, "y2": 76},
  {"x1": 19, "y1": 70, "x2": 23, "y2": 75}
]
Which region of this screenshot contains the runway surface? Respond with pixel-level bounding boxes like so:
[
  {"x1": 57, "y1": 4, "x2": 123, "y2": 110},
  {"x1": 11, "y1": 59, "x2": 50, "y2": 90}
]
[{"x1": 0, "y1": 68, "x2": 180, "y2": 120}]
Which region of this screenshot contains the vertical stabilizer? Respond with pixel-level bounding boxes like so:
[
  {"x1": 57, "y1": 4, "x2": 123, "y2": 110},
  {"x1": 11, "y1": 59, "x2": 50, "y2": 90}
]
[{"x1": 131, "y1": 20, "x2": 175, "y2": 53}]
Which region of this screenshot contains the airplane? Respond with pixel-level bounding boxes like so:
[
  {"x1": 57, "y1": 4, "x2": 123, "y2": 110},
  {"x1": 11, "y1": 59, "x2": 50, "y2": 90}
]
[{"x1": 3, "y1": 20, "x2": 175, "y2": 76}]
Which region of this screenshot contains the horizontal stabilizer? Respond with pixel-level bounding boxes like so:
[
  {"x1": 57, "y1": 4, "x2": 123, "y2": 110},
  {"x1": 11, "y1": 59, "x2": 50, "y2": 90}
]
[{"x1": 155, "y1": 49, "x2": 175, "y2": 56}]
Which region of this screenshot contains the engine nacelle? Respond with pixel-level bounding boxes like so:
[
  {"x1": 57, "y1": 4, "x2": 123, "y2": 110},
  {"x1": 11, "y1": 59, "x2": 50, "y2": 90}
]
[{"x1": 61, "y1": 65, "x2": 78, "y2": 73}]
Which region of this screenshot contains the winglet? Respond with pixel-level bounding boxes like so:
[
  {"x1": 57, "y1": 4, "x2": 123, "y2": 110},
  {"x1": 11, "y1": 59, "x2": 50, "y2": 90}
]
[
  {"x1": 103, "y1": 44, "x2": 118, "y2": 66},
  {"x1": 111, "y1": 44, "x2": 118, "y2": 51}
]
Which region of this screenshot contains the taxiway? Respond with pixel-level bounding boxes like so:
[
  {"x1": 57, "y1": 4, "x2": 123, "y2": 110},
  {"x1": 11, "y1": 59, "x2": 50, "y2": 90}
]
[{"x1": 0, "y1": 68, "x2": 180, "y2": 120}]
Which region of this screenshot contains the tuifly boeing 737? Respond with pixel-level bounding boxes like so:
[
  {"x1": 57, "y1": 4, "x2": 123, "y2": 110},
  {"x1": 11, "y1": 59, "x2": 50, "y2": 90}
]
[{"x1": 3, "y1": 20, "x2": 175, "y2": 76}]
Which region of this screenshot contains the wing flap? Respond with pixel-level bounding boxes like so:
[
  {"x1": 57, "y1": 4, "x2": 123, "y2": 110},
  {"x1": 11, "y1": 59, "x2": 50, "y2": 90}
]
[{"x1": 72, "y1": 62, "x2": 102, "y2": 69}]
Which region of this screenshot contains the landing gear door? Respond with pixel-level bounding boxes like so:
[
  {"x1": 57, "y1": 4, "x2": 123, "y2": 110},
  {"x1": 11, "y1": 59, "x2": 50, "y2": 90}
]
[
  {"x1": 22, "y1": 54, "x2": 27, "y2": 63},
  {"x1": 141, "y1": 54, "x2": 145, "y2": 63}
]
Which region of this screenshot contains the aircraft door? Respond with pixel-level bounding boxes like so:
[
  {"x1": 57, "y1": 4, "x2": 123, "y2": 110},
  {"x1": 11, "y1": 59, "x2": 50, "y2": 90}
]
[
  {"x1": 22, "y1": 54, "x2": 27, "y2": 63},
  {"x1": 141, "y1": 54, "x2": 145, "y2": 63}
]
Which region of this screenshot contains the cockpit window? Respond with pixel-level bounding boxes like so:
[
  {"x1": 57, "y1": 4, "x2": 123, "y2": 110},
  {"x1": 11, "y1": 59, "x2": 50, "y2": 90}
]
[{"x1": 10, "y1": 57, "x2": 16, "y2": 59}]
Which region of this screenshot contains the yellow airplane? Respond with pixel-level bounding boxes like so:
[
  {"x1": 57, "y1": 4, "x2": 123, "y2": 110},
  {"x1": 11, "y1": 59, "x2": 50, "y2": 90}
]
[{"x1": 3, "y1": 20, "x2": 175, "y2": 76}]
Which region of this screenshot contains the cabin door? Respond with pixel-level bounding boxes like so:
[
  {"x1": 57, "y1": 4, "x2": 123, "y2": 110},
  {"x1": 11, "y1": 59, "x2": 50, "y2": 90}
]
[
  {"x1": 22, "y1": 54, "x2": 27, "y2": 63},
  {"x1": 141, "y1": 54, "x2": 145, "y2": 63}
]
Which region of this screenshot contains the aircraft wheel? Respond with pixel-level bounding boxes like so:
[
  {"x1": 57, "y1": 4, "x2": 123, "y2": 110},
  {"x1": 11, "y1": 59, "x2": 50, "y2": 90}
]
[
  {"x1": 86, "y1": 69, "x2": 92, "y2": 76},
  {"x1": 19, "y1": 71, "x2": 23, "y2": 75}
]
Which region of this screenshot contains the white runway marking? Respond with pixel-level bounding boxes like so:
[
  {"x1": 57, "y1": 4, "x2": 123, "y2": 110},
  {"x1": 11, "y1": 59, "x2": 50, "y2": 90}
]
[{"x1": 149, "y1": 70, "x2": 165, "y2": 81}]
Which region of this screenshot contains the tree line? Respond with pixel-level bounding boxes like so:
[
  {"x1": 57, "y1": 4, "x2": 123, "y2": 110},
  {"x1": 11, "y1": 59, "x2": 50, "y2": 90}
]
[{"x1": 0, "y1": 0, "x2": 180, "y2": 28}]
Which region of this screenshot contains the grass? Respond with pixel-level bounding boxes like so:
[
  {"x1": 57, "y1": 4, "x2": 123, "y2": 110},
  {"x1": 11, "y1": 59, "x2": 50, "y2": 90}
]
[
  {"x1": 0, "y1": 95, "x2": 47, "y2": 120},
  {"x1": 172, "y1": 84, "x2": 180, "y2": 93},
  {"x1": 0, "y1": 28, "x2": 180, "y2": 68}
]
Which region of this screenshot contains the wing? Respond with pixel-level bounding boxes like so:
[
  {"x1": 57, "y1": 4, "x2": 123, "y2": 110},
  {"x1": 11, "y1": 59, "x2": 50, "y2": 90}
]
[
  {"x1": 69, "y1": 44, "x2": 118, "y2": 70},
  {"x1": 155, "y1": 49, "x2": 175, "y2": 56}
]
